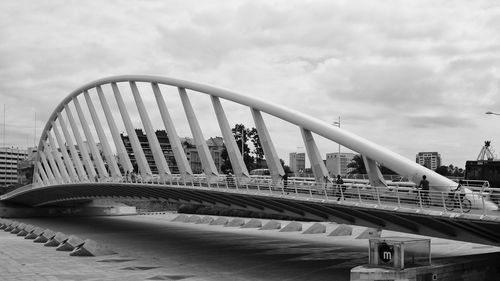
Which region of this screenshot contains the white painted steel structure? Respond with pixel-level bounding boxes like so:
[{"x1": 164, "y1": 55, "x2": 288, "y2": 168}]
[{"x1": 27, "y1": 75, "x2": 496, "y2": 211}]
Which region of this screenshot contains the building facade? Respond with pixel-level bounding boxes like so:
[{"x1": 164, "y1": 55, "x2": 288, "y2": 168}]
[
  {"x1": 289, "y1": 152, "x2": 306, "y2": 176},
  {"x1": 326, "y1": 152, "x2": 355, "y2": 176},
  {"x1": 121, "y1": 129, "x2": 178, "y2": 174},
  {"x1": 181, "y1": 136, "x2": 225, "y2": 174},
  {"x1": 416, "y1": 152, "x2": 441, "y2": 171},
  {"x1": 17, "y1": 147, "x2": 37, "y2": 186},
  {"x1": 0, "y1": 147, "x2": 28, "y2": 186}
]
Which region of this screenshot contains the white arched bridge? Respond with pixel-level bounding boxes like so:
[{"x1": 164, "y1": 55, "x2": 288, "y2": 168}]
[{"x1": 2, "y1": 75, "x2": 500, "y2": 245}]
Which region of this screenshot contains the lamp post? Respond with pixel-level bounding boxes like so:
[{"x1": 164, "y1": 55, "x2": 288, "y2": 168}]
[
  {"x1": 333, "y1": 117, "x2": 341, "y2": 176},
  {"x1": 235, "y1": 126, "x2": 244, "y2": 157}
]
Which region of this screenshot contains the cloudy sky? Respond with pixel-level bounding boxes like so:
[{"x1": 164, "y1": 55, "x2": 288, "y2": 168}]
[{"x1": 1, "y1": 0, "x2": 499, "y2": 168}]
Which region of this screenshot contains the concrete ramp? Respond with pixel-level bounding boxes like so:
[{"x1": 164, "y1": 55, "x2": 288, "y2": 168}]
[
  {"x1": 56, "y1": 235, "x2": 84, "y2": 251},
  {"x1": 328, "y1": 224, "x2": 353, "y2": 236},
  {"x1": 45, "y1": 232, "x2": 68, "y2": 247},
  {"x1": 355, "y1": 228, "x2": 382, "y2": 239},
  {"x1": 196, "y1": 216, "x2": 214, "y2": 224},
  {"x1": 279, "y1": 222, "x2": 302, "y2": 232},
  {"x1": 70, "y1": 239, "x2": 116, "y2": 257},
  {"x1": 302, "y1": 223, "x2": 326, "y2": 234},
  {"x1": 210, "y1": 217, "x2": 229, "y2": 226},
  {"x1": 225, "y1": 218, "x2": 246, "y2": 227},
  {"x1": 34, "y1": 229, "x2": 55, "y2": 243},
  {"x1": 260, "y1": 220, "x2": 281, "y2": 230},
  {"x1": 171, "y1": 214, "x2": 189, "y2": 222},
  {"x1": 241, "y1": 219, "x2": 262, "y2": 228}
]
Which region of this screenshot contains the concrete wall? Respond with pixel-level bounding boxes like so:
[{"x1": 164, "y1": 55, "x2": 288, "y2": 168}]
[{"x1": 351, "y1": 252, "x2": 500, "y2": 281}]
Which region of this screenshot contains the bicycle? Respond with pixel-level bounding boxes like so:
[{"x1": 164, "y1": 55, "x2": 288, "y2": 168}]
[
  {"x1": 445, "y1": 190, "x2": 471, "y2": 213},
  {"x1": 414, "y1": 189, "x2": 431, "y2": 207}
]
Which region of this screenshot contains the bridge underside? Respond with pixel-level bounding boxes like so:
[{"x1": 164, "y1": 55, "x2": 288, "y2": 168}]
[{"x1": 4, "y1": 184, "x2": 500, "y2": 246}]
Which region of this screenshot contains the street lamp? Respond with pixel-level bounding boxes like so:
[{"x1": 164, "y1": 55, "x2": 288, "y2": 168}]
[
  {"x1": 235, "y1": 126, "x2": 244, "y2": 157},
  {"x1": 486, "y1": 111, "x2": 500, "y2": 116},
  {"x1": 332, "y1": 117, "x2": 341, "y2": 176}
]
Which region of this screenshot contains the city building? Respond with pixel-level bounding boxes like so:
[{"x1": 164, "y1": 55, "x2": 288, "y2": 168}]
[
  {"x1": 17, "y1": 147, "x2": 37, "y2": 186},
  {"x1": 289, "y1": 152, "x2": 306, "y2": 176},
  {"x1": 121, "y1": 129, "x2": 178, "y2": 174},
  {"x1": 0, "y1": 147, "x2": 28, "y2": 186},
  {"x1": 181, "y1": 136, "x2": 225, "y2": 174},
  {"x1": 416, "y1": 152, "x2": 441, "y2": 170},
  {"x1": 326, "y1": 152, "x2": 356, "y2": 176}
]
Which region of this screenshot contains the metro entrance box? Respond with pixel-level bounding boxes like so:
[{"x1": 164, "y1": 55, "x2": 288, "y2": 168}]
[{"x1": 369, "y1": 237, "x2": 431, "y2": 269}]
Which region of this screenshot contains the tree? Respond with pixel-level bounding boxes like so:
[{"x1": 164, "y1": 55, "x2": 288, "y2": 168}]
[
  {"x1": 435, "y1": 165, "x2": 449, "y2": 176},
  {"x1": 249, "y1": 127, "x2": 264, "y2": 160},
  {"x1": 347, "y1": 155, "x2": 366, "y2": 174},
  {"x1": 221, "y1": 124, "x2": 255, "y2": 173},
  {"x1": 347, "y1": 154, "x2": 396, "y2": 175}
]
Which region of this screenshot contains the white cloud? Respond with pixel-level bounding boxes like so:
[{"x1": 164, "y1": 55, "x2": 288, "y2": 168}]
[{"x1": 0, "y1": 0, "x2": 499, "y2": 168}]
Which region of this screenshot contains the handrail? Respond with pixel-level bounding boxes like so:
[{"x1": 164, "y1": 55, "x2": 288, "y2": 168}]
[{"x1": 4, "y1": 174, "x2": 499, "y2": 215}]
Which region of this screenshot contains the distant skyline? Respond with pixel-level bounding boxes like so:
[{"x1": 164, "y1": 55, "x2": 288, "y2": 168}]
[{"x1": 1, "y1": 0, "x2": 499, "y2": 168}]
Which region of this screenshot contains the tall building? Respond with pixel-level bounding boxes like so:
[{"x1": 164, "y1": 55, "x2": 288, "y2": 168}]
[
  {"x1": 289, "y1": 152, "x2": 306, "y2": 176},
  {"x1": 121, "y1": 129, "x2": 178, "y2": 174},
  {"x1": 326, "y1": 152, "x2": 355, "y2": 176},
  {"x1": 416, "y1": 152, "x2": 441, "y2": 170},
  {"x1": 0, "y1": 147, "x2": 28, "y2": 186},
  {"x1": 181, "y1": 137, "x2": 225, "y2": 174},
  {"x1": 17, "y1": 147, "x2": 37, "y2": 186}
]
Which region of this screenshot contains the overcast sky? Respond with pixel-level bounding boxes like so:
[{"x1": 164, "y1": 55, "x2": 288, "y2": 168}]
[{"x1": 1, "y1": 0, "x2": 499, "y2": 168}]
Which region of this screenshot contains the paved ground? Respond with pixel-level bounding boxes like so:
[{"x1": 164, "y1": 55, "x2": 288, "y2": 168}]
[{"x1": 1, "y1": 213, "x2": 499, "y2": 281}]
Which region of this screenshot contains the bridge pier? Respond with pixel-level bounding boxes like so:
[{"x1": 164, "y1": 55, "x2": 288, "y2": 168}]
[{"x1": 0, "y1": 199, "x2": 136, "y2": 218}]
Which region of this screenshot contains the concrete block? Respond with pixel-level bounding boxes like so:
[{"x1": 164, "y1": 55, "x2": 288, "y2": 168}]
[
  {"x1": 0, "y1": 219, "x2": 13, "y2": 229},
  {"x1": 279, "y1": 222, "x2": 302, "y2": 232},
  {"x1": 241, "y1": 219, "x2": 262, "y2": 228},
  {"x1": 186, "y1": 215, "x2": 201, "y2": 223},
  {"x1": 25, "y1": 227, "x2": 45, "y2": 239},
  {"x1": 34, "y1": 229, "x2": 56, "y2": 243},
  {"x1": 260, "y1": 220, "x2": 281, "y2": 230},
  {"x1": 355, "y1": 228, "x2": 382, "y2": 239},
  {"x1": 4, "y1": 221, "x2": 19, "y2": 232},
  {"x1": 171, "y1": 214, "x2": 189, "y2": 222},
  {"x1": 328, "y1": 224, "x2": 353, "y2": 236},
  {"x1": 70, "y1": 239, "x2": 116, "y2": 256},
  {"x1": 17, "y1": 224, "x2": 36, "y2": 236},
  {"x1": 210, "y1": 217, "x2": 229, "y2": 226},
  {"x1": 196, "y1": 216, "x2": 214, "y2": 224},
  {"x1": 44, "y1": 232, "x2": 68, "y2": 247},
  {"x1": 56, "y1": 235, "x2": 85, "y2": 251},
  {"x1": 302, "y1": 222, "x2": 326, "y2": 234},
  {"x1": 225, "y1": 218, "x2": 246, "y2": 227},
  {"x1": 10, "y1": 223, "x2": 27, "y2": 234}
]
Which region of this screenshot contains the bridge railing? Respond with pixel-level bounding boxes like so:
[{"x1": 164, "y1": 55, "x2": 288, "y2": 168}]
[
  {"x1": 96, "y1": 174, "x2": 498, "y2": 216},
  {"x1": 9, "y1": 174, "x2": 497, "y2": 216}
]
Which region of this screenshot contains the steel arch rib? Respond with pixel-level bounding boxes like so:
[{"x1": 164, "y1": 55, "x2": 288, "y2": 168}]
[{"x1": 35, "y1": 75, "x2": 462, "y2": 194}]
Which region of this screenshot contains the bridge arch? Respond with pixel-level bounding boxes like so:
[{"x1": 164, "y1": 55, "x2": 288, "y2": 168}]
[{"x1": 34, "y1": 75, "x2": 457, "y2": 192}]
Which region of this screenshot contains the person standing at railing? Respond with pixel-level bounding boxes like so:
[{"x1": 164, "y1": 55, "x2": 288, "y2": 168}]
[
  {"x1": 336, "y1": 175, "x2": 344, "y2": 201},
  {"x1": 282, "y1": 173, "x2": 288, "y2": 190},
  {"x1": 418, "y1": 175, "x2": 430, "y2": 203}
]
